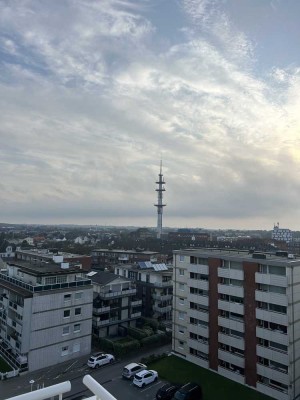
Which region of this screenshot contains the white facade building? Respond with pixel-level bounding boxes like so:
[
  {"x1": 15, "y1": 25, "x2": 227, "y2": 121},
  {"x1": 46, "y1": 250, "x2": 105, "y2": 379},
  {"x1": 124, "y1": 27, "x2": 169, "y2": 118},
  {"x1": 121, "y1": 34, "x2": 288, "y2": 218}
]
[
  {"x1": 173, "y1": 248, "x2": 300, "y2": 400},
  {"x1": 0, "y1": 260, "x2": 93, "y2": 372}
]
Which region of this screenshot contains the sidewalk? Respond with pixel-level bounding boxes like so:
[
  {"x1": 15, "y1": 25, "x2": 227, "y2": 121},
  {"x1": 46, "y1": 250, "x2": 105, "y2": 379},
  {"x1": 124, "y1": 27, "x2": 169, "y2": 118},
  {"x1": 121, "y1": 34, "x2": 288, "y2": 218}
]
[{"x1": 1, "y1": 343, "x2": 171, "y2": 399}]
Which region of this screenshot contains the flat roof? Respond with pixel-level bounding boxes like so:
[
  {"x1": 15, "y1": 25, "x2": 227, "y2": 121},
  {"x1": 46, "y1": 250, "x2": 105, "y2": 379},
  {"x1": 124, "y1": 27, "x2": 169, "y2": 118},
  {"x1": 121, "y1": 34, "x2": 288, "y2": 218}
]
[
  {"x1": 16, "y1": 249, "x2": 89, "y2": 258},
  {"x1": 92, "y1": 249, "x2": 159, "y2": 255},
  {"x1": 7, "y1": 261, "x2": 82, "y2": 276},
  {"x1": 173, "y1": 248, "x2": 300, "y2": 266}
]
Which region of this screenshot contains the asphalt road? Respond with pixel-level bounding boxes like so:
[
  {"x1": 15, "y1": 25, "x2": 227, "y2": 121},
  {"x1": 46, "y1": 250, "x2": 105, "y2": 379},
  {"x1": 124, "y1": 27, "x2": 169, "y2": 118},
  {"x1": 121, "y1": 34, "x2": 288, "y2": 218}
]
[{"x1": 2, "y1": 344, "x2": 171, "y2": 400}]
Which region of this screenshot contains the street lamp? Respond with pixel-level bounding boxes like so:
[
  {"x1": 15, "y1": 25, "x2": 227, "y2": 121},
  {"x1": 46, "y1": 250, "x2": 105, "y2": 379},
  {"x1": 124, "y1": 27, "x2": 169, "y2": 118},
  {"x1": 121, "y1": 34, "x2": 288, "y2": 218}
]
[{"x1": 29, "y1": 379, "x2": 35, "y2": 391}]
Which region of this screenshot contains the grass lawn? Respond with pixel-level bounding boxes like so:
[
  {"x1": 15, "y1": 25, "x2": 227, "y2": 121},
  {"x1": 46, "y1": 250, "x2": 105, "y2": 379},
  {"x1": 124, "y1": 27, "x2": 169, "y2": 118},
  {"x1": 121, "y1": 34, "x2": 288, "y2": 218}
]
[
  {"x1": 0, "y1": 356, "x2": 13, "y2": 373},
  {"x1": 148, "y1": 355, "x2": 273, "y2": 400}
]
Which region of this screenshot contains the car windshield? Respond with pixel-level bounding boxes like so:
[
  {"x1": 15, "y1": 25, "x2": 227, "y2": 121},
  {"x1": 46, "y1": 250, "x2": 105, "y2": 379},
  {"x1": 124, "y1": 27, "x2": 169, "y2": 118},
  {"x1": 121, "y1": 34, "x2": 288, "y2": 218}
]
[
  {"x1": 174, "y1": 392, "x2": 186, "y2": 400},
  {"x1": 134, "y1": 375, "x2": 142, "y2": 380}
]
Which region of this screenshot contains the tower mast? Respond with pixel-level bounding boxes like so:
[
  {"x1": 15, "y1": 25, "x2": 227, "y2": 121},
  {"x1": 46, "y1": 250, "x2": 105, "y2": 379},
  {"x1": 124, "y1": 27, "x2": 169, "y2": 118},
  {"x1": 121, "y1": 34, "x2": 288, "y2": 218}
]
[{"x1": 154, "y1": 161, "x2": 166, "y2": 239}]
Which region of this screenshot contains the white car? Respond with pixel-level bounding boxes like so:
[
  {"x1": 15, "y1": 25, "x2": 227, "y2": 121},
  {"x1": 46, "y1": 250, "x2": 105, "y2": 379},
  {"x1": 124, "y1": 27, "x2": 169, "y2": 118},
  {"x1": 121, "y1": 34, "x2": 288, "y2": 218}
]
[
  {"x1": 87, "y1": 353, "x2": 115, "y2": 368},
  {"x1": 122, "y1": 362, "x2": 147, "y2": 379},
  {"x1": 133, "y1": 369, "x2": 158, "y2": 388}
]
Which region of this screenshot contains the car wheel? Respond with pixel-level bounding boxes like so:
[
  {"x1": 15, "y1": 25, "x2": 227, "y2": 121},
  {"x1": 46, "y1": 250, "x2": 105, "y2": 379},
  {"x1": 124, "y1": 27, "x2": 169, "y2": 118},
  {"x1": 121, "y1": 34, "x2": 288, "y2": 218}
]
[
  {"x1": 110, "y1": 358, "x2": 114, "y2": 363},
  {"x1": 95, "y1": 364, "x2": 100, "y2": 369},
  {"x1": 154, "y1": 376, "x2": 158, "y2": 381},
  {"x1": 142, "y1": 383, "x2": 146, "y2": 388}
]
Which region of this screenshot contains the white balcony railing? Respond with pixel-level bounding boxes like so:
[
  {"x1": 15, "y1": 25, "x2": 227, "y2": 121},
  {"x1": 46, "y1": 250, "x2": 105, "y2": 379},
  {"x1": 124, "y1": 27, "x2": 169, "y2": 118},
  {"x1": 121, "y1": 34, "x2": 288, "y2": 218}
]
[{"x1": 5, "y1": 374, "x2": 117, "y2": 400}]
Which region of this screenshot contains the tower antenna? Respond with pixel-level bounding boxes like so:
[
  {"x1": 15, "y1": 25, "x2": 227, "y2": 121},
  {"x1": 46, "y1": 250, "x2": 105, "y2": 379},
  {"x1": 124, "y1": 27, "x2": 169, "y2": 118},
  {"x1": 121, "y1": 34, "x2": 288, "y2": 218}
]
[{"x1": 154, "y1": 161, "x2": 166, "y2": 239}]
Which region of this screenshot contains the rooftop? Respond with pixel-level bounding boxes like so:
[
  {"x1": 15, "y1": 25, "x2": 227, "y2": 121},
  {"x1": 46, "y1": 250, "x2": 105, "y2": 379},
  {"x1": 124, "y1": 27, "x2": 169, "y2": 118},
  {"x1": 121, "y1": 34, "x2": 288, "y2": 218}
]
[
  {"x1": 92, "y1": 248, "x2": 159, "y2": 255},
  {"x1": 174, "y1": 248, "x2": 300, "y2": 266},
  {"x1": 7, "y1": 260, "x2": 83, "y2": 276}
]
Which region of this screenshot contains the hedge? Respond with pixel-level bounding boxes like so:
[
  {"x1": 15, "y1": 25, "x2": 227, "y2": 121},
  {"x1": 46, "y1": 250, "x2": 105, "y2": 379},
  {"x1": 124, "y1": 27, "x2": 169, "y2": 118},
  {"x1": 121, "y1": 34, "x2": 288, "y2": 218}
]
[
  {"x1": 127, "y1": 326, "x2": 148, "y2": 340},
  {"x1": 113, "y1": 339, "x2": 140, "y2": 357},
  {"x1": 140, "y1": 332, "x2": 171, "y2": 347}
]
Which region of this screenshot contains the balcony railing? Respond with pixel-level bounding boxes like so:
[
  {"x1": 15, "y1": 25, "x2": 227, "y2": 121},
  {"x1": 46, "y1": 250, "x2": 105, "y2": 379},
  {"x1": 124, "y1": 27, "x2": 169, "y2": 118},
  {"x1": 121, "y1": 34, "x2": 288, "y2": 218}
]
[
  {"x1": 0, "y1": 274, "x2": 92, "y2": 293},
  {"x1": 5, "y1": 374, "x2": 118, "y2": 400},
  {"x1": 98, "y1": 288, "x2": 136, "y2": 298},
  {"x1": 153, "y1": 304, "x2": 172, "y2": 313}
]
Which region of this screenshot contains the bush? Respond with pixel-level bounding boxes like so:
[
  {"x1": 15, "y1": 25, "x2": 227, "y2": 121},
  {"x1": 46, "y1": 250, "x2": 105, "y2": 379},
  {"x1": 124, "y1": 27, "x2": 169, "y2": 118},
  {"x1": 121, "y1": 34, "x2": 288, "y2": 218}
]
[
  {"x1": 113, "y1": 339, "x2": 140, "y2": 357},
  {"x1": 140, "y1": 333, "x2": 170, "y2": 347},
  {"x1": 127, "y1": 326, "x2": 148, "y2": 340},
  {"x1": 140, "y1": 317, "x2": 159, "y2": 332},
  {"x1": 97, "y1": 337, "x2": 114, "y2": 353}
]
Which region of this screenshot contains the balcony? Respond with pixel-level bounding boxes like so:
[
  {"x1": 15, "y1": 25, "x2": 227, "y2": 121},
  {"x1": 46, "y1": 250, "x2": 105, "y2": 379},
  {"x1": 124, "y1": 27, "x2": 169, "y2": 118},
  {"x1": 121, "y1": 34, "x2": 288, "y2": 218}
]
[
  {"x1": 218, "y1": 300, "x2": 244, "y2": 315},
  {"x1": 188, "y1": 293, "x2": 209, "y2": 307},
  {"x1": 218, "y1": 316, "x2": 244, "y2": 333},
  {"x1": 152, "y1": 281, "x2": 173, "y2": 288},
  {"x1": 152, "y1": 294, "x2": 172, "y2": 302},
  {"x1": 218, "y1": 284, "x2": 244, "y2": 298},
  {"x1": 188, "y1": 264, "x2": 208, "y2": 275},
  {"x1": 256, "y1": 327, "x2": 288, "y2": 346},
  {"x1": 257, "y1": 345, "x2": 289, "y2": 364},
  {"x1": 218, "y1": 333, "x2": 245, "y2": 350},
  {"x1": 256, "y1": 382, "x2": 289, "y2": 400},
  {"x1": 93, "y1": 306, "x2": 110, "y2": 314},
  {"x1": 99, "y1": 288, "x2": 136, "y2": 299},
  {"x1": 255, "y1": 291, "x2": 287, "y2": 307},
  {"x1": 257, "y1": 364, "x2": 289, "y2": 385},
  {"x1": 153, "y1": 304, "x2": 172, "y2": 313},
  {"x1": 131, "y1": 312, "x2": 141, "y2": 318},
  {"x1": 4, "y1": 374, "x2": 117, "y2": 400},
  {"x1": 256, "y1": 308, "x2": 288, "y2": 326},
  {"x1": 218, "y1": 349, "x2": 245, "y2": 368},
  {"x1": 187, "y1": 278, "x2": 209, "y2": 291},
  {"x1": 187, "y1": 338, "x2": 208, "y2": 354},
  {"x1": 255, "y1": 272, "x2": 287, "y2": 287},
  {"x1": 218, "y1": 268, "x2": 244, "y2": 281},
  {"x1": 189, "y1": 309, "x2": 209, "y2": 323},
  {"x1": 131, "y1": 300, "x2": 142, "y2": 306}
]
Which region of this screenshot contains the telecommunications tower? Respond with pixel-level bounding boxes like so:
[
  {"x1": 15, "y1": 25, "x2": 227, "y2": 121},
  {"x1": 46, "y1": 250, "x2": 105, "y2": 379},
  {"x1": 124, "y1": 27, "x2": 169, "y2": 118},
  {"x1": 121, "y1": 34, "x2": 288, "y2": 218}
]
[{"x1": 154, "y1": 161, "x2": 166, "y2": 239}]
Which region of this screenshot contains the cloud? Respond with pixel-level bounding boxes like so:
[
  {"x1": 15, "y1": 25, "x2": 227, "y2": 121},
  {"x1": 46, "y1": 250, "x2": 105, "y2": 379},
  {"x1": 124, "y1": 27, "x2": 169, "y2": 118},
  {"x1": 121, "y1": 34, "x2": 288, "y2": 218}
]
[{"x1": 0, "y1": 0, "x2": 300, "y2": 229}]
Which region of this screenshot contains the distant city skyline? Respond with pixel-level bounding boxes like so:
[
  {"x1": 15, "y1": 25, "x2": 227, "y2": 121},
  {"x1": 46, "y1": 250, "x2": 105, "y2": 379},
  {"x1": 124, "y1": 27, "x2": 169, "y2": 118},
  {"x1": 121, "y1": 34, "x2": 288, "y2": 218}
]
[{"x1": 1, "y1": 1, "x2": 300, "y2": 230}]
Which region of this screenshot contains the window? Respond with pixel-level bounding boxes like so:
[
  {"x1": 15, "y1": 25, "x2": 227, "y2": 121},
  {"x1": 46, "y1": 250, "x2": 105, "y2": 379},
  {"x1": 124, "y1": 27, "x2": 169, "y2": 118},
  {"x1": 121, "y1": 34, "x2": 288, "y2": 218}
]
[
  {"x1": 62, "y1": 326, "x2": 70, "y2": 335},
  {"x1": 75, "y1": 292, "x2": 82, "y2": 300},
  {"x1": 64, "y1": 309, "x2": 71, "y2": 318},
  {"x1": 179, "y1": 255, "x2": 185, "y2": 262},
  {"x1": 57, "y1": 275, "x2": 67, "y2": 283},
  {"x1": 64, "y1": 294, "x2": 71, "y2": 302},
  {"x1": 179, "y1": 297, "x2": 185, "y2": 305},
  {"x1": 75, "y1": 307, "x2": 81, "y2": 316},
  {"x1": 74, "y1": 323, "x2": 81, "y2": 333},
  {"x1": 179, "y1": 268, "x2": 185, "y2": 276},
  {"x1": 73, "y1": 343, "x2": 80, "y2": 353},
  {"x1": 178, "y1": 326, "x2": 185, "y2": 334},
  {"x1": 178, "y1": 341, "x2": 184, "y2": 349},
  {"x1": 179, "y1": 283, "x2": 185, "y2": 291},
  {"x1": 179, "y1": 312, "x2": 185, "y2": 320},
  {"x1": 45, "y1": 277, "x2": 56, "y2": 284},
  {"x1": 61, "y1": 346, "x2": 69, "y2": 356}
]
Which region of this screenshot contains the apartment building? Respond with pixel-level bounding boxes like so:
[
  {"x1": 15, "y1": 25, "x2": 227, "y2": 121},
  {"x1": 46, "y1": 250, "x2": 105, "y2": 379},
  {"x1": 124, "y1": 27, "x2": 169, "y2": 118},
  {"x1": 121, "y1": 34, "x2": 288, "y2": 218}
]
[
  {"x1": 173, "y1": 248, "x2": 300, "y2": 400},
  {"x1": 16, "y1": 248, "x2": 92, "y2": 272},
  {"x1": 91, "y1": 249, "x2": 160, "y2": 269},
  {"x1": 90, "y1": 270, "x2": 142, "y2": 338},
  {"x1": 0, "y1": 260, "x2": 93, "y2": 372},
  {"x1": 115, "y1": 262, "x2": 173, "y2": 326}
]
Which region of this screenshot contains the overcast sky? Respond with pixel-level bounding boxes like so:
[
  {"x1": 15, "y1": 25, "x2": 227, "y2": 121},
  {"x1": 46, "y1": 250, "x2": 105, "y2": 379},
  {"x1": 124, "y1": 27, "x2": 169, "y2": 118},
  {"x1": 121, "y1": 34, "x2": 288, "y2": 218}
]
[{"x1": 1, "y1": 0, "x2": 300, "y2": 230}]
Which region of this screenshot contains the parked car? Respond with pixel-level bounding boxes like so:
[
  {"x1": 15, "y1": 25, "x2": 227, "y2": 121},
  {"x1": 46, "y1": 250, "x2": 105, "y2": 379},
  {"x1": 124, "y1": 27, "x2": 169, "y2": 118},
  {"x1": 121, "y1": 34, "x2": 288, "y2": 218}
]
[
  {"x1": 133, "y1": 369, "x2": 158, "y2": 388},
  {"x1": 87, "y1": 353, "x2": 115, "y2": 368},
  {"x1": 173, "y1": 382, "x2": 203, "y2": 400},
  {"x1": 122, "y1": 362, "x2": 147, "y2": 379},
  {"x1": 156, "y1": 383, "x2": 182, "y2": 400}
]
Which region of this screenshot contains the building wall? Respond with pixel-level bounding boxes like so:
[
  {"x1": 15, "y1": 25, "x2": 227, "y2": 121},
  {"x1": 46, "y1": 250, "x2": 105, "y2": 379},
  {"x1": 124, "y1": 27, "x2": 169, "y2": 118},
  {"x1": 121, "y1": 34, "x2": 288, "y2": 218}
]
[{"x1": 173, "y1": 250, "x2": 298, "y2": 400}]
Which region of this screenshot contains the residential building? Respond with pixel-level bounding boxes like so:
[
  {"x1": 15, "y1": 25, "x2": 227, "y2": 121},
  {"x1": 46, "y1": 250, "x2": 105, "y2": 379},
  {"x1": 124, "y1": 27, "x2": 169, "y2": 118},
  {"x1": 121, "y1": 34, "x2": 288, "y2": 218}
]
[
  {"x1": 91, "y1": 248, "x2": 160, "y2": 269},
  {"x1": 0, "y1": 260, "x2": 93, "y2": 372},
  {"x1": 115, "y1": 262, "x2": 173, "y2": 326},
  {"x1": 272, "y1": 223, "x2": 293, "y2": 243},
  {"x1": 173, "y1": 248, "x2": 300, "y2": 400},
  {"x1": 89, "y1": 270, "x2": 142, "y2": 338},
  {"x1": 15, "y1": 248, "x2": 92, "y2": 272}
]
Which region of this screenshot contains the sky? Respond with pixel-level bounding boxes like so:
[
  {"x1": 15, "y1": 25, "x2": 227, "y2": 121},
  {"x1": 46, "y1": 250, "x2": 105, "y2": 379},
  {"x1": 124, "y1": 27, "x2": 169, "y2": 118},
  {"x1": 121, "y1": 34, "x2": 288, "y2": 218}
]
[{"x1": 1, "y1": 0, "x2": 300, "y2": 230}]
